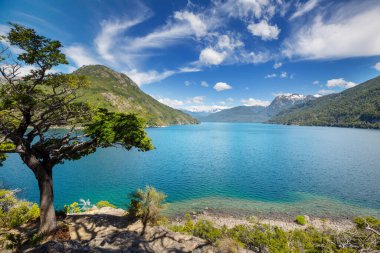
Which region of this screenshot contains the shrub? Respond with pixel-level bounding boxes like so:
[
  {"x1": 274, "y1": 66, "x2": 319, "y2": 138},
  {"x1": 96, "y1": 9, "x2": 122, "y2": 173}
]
[
  {"x1": 295, "y1": 215, "x2": 307, "y2": 225},
  {"x1": 215, "y1": 237, "x2": 241, "y2": 253},
  {"x1": 247, "y1": 215, "x2": 259, "y2": 224},
  {"x1": 193, "y1": 220, "x2": 223, "y2": 243},
  {"x1": 169, "y1": 215, "x2": 380, "y2": 252},
  {"x1": 0, "y1": 189, "x2": 40, "y2": 228},
  {"x1": 2, "y1": 233, "x2": 23, "y2": 253},
  {"x1": 63, "y1": 202, "x2": 81, "y2": 214},
  {"x1": 128, "y1": 186, "x2": 167, "y2": 235},
  {"x1": 354, "y1": 216, "x2": 380, "y2": 230},
  {"x1": 156, "y1": 216, "x2": 169, "y2": 226},
  {"x1": 96, "y1": 200, "x2": 116, "y2": 209}
]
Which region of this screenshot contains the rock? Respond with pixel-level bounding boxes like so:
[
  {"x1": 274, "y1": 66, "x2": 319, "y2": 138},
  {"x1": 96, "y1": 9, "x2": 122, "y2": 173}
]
[{"x1": 26, "y1": 241, "x2": 90, "y2": 253}]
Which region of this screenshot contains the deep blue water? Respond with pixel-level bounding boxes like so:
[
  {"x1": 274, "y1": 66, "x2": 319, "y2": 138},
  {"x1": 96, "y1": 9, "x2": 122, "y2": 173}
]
[{"x1": 1, "y1": 123, "x2": 380, "y2": 217}]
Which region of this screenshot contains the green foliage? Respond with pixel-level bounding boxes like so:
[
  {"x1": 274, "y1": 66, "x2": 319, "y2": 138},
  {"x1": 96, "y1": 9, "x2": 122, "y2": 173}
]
[
  {"x1": 156, "y1": 216, "x2": 169, "y2": 226},
  {"x1": 354, "y1": 216, "x2": 380, "y2": 230},
  {"x1": 96, "y1": 200, "x2": 116, "y2": 209},
  {"x1": 0, "y1": 189, "x2": 40, "y2": 228},
  {"x1": 63, "y1": 202, "x2": 81, "y2": 214},
  {"x1": 128, "y1": 186, "x2": 167, "y2": 224},
  {"x1": 170, "y1": 214, "x2": 195, "y2": 234},
  {"x1": 0, "y1": 24, "x2": 155, "y2": 233},
  {"x1": 7, "y1": 23, "x2": 67, "y2": 67},
  {"x1": 84, "y1": 109, "x2": 154, "y2": 152},
  {"x1": 2, "y1": 233, "x2": 23, "y2": 252},
  {"x1": 215, "y1": 237, "x2": 241, "y2": 253},
  {"x1": 295, "y1": 215, "x2": 307, "y2": 225},
  {"x1": 193, "y1": 220, "x2": 223, "y2": 243},
  {"x1": 169, "y1": 215, "x2": 380, "y2": 252},
  {"x1": 128, "y1": 186, "x2": 167, "y2": 235},
  {"x1": 270, "y1": 76, "x2": 380, "y2": 129}
]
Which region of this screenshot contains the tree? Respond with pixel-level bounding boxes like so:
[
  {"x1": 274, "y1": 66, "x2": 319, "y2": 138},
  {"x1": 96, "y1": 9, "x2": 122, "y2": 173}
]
[
  {"x1": 128, "y1": 186, "x2": 167, "y2": 236},
  {"x1": 0, "y1": 24, "x2": 153, "y2": 234}
]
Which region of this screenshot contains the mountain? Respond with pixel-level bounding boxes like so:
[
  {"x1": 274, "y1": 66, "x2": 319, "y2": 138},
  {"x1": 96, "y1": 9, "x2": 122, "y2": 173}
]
[
  {"x1": 200, "y1": 106, "x2": 269, "y2": 122},
  {"x1": 181, "y1": 110, "x2": 212, "y2": 120},
  {"x1": 267, "y1": 94, "x2": 316, "y2": 116},
  {"x1": 73, "y1": 65, "x2": 198, "y2": 126},
  {"x1": 200, "y1": 93, "x2": 313, "y2": 123},
  {"x1": 270, "y1": 76, "x2": 380, "y2": 129}
]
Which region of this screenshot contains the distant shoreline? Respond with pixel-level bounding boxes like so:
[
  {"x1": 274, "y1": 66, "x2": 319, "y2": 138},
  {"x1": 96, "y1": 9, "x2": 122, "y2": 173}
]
[{"x1": 170, "y1": 210, "x2": 355, "y2": 232}]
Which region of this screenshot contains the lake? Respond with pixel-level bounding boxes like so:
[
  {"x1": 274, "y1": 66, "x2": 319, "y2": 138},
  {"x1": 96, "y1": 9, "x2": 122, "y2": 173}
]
[{"x1": 1, "y1": 123, "x2": 380, "y2": 218}]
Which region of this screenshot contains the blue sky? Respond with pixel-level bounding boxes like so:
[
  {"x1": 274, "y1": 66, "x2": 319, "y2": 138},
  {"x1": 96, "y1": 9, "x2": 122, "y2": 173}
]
[{"x1": 1, "y1": 0, "x2": 380, "y2": 112}]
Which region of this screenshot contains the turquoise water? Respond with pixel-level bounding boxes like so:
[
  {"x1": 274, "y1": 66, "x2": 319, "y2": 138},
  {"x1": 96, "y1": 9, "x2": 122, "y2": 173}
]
[{"x1": 1, "y1": 123, "x2": 380, "y2": 218}]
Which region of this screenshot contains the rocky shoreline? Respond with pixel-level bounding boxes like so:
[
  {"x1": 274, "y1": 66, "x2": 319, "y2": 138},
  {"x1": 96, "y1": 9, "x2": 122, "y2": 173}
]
[{"x1": 22, "y1": 207, "x2": 359, "y2": 253}]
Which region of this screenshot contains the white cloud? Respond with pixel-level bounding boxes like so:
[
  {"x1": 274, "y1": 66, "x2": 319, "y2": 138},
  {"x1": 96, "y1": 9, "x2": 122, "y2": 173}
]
[
  {"x1": 201, "y1": 81, "x2": 209, "y2": 87},
  {"x1": 174, "y1": 11, "x2": 207, "y2": 38},
  {"x1": 241, "y1": 98, "x2": 271, "y2": 106},
  {"x1": 280, "y1": 71, "x2": 287, "y2": 78},
  {"x1": 217, "y1": 35, "x2": 244, "y2": 50},
  {"x1": 374, "y1": 62, "x2": 380, "y2": 71},
  {"x1": 273, "y1": 62, "x2": 282, "y2": 69},
  {"x1": 128, "y1": 11, "x2": 208, "y2": 54},
  {"x1": 64, "y1": 45, "x2": 98, "y2": 67},
  {"x1": 157, "y1": 95, "x2": 205, "y2": 108},
  {"x1": 0, "y1": 24, "x2": 9, "y2": 35},
  {"x1": 219, "y1": 0, "x2": 273, "y2": 19},
  {"x1": 265, "y1": 73, "x2": 277, "y2": 78},
  {"x1": 273, "y1": 92, "x2": 292, "y2": 97},
  {"x1": 290, "y1": 0, "x2": 319, "y2": 20},
  {"x1": 313, "y1": 80, "x2": 319, "y2": 85},
  {"x1": 243, "y1": 51, "x2": 272, "y2": 64},
  {"x1": 95, "y1": 18, "x2": 146, "y2": 62},
  {"x1": 184, "y1": 104, "x2": 230, "y2": 113},
  {"x1": 325, "y1": 78, "x2": 357, "y2": 89},
  {"x1": 178, "y1": 66, "x2": 202, "y2": 73},
  {"x1": 126, "y1": 69, "x2": 176, "y2": 86},
  {"x1": 214, "y1": 82, "x2": 232, "y2": 91},
  {"x1": 199, "y1": 48, "x2": 227, "y2": 65},
  {"x1": 187, "y1": 96, "x2": 205, "y2": 104},
  {"x1": 157, "y1": 98, "x2": 184, "y2": 107},
  {"x1": 315, "y1": 89, "x2": 336, "y2": 97},
  {"x1": 247, "y1": 20, "x2": 280, "y2": 41},
  {"x1": 184, "y1": 80, "x2": 191, "y2": 86},
  {"x1": 284, "y1": 2, "x2": 380, "y2": 59}
]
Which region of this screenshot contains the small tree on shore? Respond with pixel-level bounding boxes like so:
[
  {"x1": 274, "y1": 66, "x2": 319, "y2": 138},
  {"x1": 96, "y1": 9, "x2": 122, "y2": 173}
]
[
  {"x1": 128, "y1": 186, "x2": 167, "y2": 235},
  {"x1": 0, "y1": 24, "x2": 153, "y2": 234}
]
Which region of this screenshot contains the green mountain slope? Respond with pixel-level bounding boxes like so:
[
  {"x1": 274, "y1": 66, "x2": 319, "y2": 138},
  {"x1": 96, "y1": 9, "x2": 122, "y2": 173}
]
[
  {"x1": 270, "y1": 76, "x2": 380, "y2": 129},
  {"x1": 73, "y1": 65, "x2": 198, "y2": 126}
]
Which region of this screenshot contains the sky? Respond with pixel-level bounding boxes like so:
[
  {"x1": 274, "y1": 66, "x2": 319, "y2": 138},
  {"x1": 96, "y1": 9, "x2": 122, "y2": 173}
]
[{"x1": 1, "y1": 0, "x2": 380, "y2": 112}]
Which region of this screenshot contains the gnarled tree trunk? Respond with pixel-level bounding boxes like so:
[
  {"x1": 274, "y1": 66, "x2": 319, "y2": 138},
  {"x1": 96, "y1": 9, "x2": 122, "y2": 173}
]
[
  {"x1": 22, "y1": 153, "x2": 57, "y2": 234},
  {"x1": 36, "y1": 167, "x2": 57, "y2": 234}
]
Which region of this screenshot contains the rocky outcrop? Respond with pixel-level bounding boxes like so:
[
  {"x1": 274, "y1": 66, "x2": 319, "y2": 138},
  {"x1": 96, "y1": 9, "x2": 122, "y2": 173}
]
[{"x1": 27, "y1": 208, "x2": 214, "y2": 253}]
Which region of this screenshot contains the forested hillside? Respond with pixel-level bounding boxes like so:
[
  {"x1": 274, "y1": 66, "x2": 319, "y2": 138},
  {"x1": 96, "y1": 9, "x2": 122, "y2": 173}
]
[{"x1": 270, "y1": 76, "x2": 380, "y2": 128}]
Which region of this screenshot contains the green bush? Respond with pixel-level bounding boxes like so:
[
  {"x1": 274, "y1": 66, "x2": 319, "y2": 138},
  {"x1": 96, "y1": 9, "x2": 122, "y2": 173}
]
[
  {"x1": 295, "y1": 215, "x2": 307, "y2": 225},
  {"x1": 0, "y1": 189, "x2": 40, "y2": 229},
  {"x1": 169, "y1": 216, "x2": 379, "y2": 252},
  {"x1": 96, "y1": 200, "x2": 116, "y2": 209},
  {"x1": 354, "y1": 216, "x2": 380, "y2": 230},
  {"x1": 128, "y1": 186, "x2": 167, "y2": 235},
  {"x1": 193, "y1": 220, "x2": 223, "y2": 243},
  {"x1": 63, "y1": 202, "x2": 81, "y2": 214}
]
